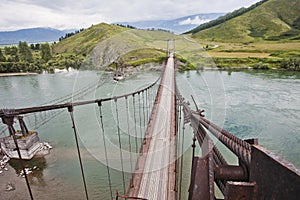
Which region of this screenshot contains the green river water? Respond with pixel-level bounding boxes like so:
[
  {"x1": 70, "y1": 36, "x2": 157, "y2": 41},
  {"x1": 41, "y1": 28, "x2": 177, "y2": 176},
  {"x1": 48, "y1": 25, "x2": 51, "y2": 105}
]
[{"x1": 0, "y1": 69, "x2": 299, "y2": 199}]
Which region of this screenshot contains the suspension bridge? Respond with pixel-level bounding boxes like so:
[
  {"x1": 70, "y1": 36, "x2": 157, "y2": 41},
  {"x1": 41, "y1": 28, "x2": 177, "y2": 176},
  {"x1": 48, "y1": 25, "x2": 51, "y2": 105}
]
[{"x1": 0, "y1": 44, "x2": 299, "y2": 200}]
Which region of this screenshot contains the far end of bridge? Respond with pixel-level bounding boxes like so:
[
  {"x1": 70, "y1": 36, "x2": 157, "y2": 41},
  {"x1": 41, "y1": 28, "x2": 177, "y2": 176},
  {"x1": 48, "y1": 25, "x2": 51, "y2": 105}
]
[{"x1": 126, "y1": 52, "x2": 178, "y2": 199}]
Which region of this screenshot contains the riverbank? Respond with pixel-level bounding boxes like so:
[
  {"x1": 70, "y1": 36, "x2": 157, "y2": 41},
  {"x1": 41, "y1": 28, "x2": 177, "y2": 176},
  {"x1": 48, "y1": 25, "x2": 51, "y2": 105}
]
[
  {"x1": 0, "y1": 72, "x2": 38, "y2": 77},
  {"x1": 199, "y1": 41, "x2": 300, "y2": 70}
]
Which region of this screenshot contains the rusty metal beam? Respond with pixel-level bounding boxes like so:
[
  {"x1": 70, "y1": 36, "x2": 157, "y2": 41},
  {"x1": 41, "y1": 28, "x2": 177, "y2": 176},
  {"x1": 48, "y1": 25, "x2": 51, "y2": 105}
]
[
  {"x1": 189, "y1": 140, "x2": 215, "y2": 200},
  {"x1": 224, "y1": 181, "x2": 257, "y2": 200},
  {"x1": 188, "y1": 155, "x2": 214, "y2": 200},
  {"x1": 250, "y1": 145, "x2": 300, "y2": 199},
  {"x1": 181, "y1": 99, "x2": 300, "y2": 200}
]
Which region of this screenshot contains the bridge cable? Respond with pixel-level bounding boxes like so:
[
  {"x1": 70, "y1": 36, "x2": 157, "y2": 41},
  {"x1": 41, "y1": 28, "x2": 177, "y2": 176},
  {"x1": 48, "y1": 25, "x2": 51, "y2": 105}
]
[
  {"x1": 138, "y1": 93, "x2": 143, "y2": 151},
  {"x1": 148, "y1": 88, "x2": 152, "y2": 113},
  {"x1": 114, "y1": 99, "x2": 126, "y2": 194},
  {"x1": 19, "y1": 77, "x2": 107, "y2": 132},
  {"x1": 11, "y1": 131, "x2": 34, "y2": 200},
  {"x1": 98, "y1": 102, "x2": 113, "y2": 200},
  {"x1": 132, "y1": 94, "x2": 139, "y2": 154},
  {"x1": 179, "y1": 119, "x2": 185, "y2": 200},
  {"x1": 68, "y1": 106, "x2": 89, "y2": 200},
  {"x1": 147, "y1": 89, "x2": 151, "y2": 119},
  {"x1": 142, "y1": 91, "x2": 146, "y2": 132},
  {"x1": 176, "y1": 96, "x2": 182, "y2": 196},
  {"x1": 125, "y1": 96, "x2": 134, "y2": 187},
  {"x1": 146, "y1": 89, "x2": 149, "y2": 124}
]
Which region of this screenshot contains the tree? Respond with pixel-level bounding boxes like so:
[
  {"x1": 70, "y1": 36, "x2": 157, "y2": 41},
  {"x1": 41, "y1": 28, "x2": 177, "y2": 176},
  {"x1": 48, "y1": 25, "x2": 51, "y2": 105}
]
[
  {"x1": 4, "y1": 46, "x2": 10, "y2": 55},
  {"x1": 18, "y1": 41, "x2": 33, "y2": 62},
  {"x1": 4, "y1": 46, "x2": 19, "y2": 62},
  {"x1": 281, "y1": 58, "x2": 300, "y2": 71},
  {"x1": 30, "y1": 44, "x2": 35, "y2": 50},
  {"x1": 40, "y1": 43, "x2": 52, "y2": 62},
  {"x1": 4, "y1": 46, "x2": 17, "y2": 56},
  {"x1": 35, "y1": 43, "x2": 40, "y2": 50},
  {"x1": 0, "y1": 48, "x2": 6, "y2": 62}
]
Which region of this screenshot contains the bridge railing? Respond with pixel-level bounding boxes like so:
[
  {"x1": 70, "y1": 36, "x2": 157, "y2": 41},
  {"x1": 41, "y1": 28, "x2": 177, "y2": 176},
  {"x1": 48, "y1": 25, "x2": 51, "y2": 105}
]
[
  {"x1": 178, "y1": 93, "x2": 300, "y2": 200},
  {"x1": 0, "y1": 76, "x2": 161, "y2": 200}
]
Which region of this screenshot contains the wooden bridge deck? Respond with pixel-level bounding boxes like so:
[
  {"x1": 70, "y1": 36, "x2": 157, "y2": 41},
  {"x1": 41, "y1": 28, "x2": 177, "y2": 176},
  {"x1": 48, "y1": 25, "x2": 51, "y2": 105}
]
[{"x1": 128, "y1": 54, "x2": 177, "y2": 199}]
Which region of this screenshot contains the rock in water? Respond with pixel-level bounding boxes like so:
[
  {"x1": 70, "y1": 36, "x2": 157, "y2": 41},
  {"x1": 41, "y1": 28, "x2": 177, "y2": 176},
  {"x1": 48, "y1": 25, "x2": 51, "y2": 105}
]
[{"x1": 5, "y1": 183, "x2": 16, "y2": 191}]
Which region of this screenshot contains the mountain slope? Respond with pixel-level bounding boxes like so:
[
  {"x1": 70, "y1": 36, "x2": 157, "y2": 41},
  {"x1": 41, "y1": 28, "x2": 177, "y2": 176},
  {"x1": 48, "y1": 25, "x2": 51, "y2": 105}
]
[
  {"x1": 0, "y1": 28, "x2": 66, "y2": 44},
  {"x1": 52, "y1": 23, "x2": 129, "y2": 55},
  {"x1": 190, "y1": 0, "x2": 300, "y2": 42},
  {"x1": 52, "y1": 23, "x2": 180, "y2": 69},
  {"x1": 116, "y1": 13, "x2": 225, "y2": 34}
]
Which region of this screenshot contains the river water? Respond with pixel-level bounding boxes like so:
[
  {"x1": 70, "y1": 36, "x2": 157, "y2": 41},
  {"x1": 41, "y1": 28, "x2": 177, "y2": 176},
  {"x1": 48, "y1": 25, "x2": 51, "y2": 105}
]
[{"x1": 0, "y1": 69, "x2": 299, "y2": 199}]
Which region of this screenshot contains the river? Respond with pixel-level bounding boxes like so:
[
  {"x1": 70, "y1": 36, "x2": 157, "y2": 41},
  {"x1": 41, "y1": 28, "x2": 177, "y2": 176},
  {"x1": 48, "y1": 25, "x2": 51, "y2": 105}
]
[{"x1": 0, "y1": 69, "x2": 299, "y2": 199}]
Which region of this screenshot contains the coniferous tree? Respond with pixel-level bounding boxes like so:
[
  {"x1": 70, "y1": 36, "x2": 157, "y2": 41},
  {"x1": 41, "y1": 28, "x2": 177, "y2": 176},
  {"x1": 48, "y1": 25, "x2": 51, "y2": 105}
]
[
  {"x1": 0, "y1": 49, "x2": 6, "y2": 62},
  {"x1": 4, "y1": 46, "x2": 19, "y2": 62},
  {"x1": 4, "y1": 46, "x2": 11, "y2": 55},
  {"x1": 18, "y1": 41, "x2": 33, "y2": 62},
  {"x1": 30, "y1": 44, "x2": 35, "y2": 50},
  {"x1": 40, "y1": 43, "x2": 52, "y2": 62},
  {"x1": 35, "y1": 43, "x2": 40, "y2": 50}
]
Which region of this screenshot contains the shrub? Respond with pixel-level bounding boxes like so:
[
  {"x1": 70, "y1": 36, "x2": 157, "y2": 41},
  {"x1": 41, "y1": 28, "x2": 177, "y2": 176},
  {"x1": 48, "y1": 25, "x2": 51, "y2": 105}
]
[
  {"x1": 253, "y1": 62, "x2": 270, "y2": 69},
  {"x1": 281, "y1": 58, "x2": 300, "y2": 70}
]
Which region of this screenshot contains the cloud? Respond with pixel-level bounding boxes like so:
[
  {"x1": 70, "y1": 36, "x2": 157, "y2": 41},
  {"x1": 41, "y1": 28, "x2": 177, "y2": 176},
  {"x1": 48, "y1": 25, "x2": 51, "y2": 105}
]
[
  {"x1": 0, "y1": 0, "x2": 106, "y2": 31},
  {"x1": 0, "y1": 0, "x2": 261, "y2": 31},
  {"x1": 179, "y1": 16, "x2": 210, "y2": 25}
]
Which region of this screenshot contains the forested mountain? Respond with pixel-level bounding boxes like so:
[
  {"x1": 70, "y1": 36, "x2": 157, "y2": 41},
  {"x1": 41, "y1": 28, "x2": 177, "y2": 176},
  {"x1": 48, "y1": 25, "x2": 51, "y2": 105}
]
[{"x1": 188, "y1": 0, "x2": 300, "y2": 42}]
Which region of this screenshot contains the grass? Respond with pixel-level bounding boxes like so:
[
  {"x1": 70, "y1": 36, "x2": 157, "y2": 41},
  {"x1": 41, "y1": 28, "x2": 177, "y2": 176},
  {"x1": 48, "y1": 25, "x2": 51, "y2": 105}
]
[
  {"x1": 191, "y1": 0, "x2": 300, "y2": 43},
  {"x1": 53, "y1": 23, "x2": 128, "y2": 55},
  {"x1": 120, "y1": 48, "x2": 166, "y2": 67},
  {"x1": 185, "y1": 38, "x2": 300, "y2": 69},
  {"x1": 207, "y1": 52, "x2": 273, "y2": 58},
  {"x1": 204, "y1": 41, "x2": 300, "y2": 56},
  {"x1": 212, "y1": 57, "x2": 282, "y2": 69},
  {"x1": 50, "y1": 21, "x2": 300, "y2": 71}
]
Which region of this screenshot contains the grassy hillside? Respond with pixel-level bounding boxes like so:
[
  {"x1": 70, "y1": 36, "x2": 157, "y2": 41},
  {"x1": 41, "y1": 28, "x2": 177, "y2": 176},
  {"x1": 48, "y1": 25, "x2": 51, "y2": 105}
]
[
  {"x1": 187, "y1": 0, "x2": 268, "y2": 34},
  {"x1": 190, "y1": 0, "x2": 300, "y2": 42},
  {"x1": 53, "y1": 23, "x2": 128, "y2": 55},
  {"x1": 52, "y1": 23, "x2": 176, "y2": 70}
]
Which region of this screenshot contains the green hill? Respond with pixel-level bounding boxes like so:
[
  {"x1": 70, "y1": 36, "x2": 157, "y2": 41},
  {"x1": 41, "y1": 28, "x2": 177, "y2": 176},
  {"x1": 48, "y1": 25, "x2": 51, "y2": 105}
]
[
  {"x1": 52, "y1": 23, "x2": 180, "y2": 70},
  {"x1": 53, "y1": 23, "x2": 128, "y2": 55},
  {"x1": 189, "y1": 0, "x2": 300, "y2": 42}
]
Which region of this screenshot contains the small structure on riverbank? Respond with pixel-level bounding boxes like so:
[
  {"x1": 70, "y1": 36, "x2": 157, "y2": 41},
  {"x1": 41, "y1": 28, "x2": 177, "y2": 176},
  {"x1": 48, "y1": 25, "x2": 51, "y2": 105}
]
[
  {"x1": 112, "y1": 61, "x2": 126, "y2": 81},
  {"x1": 113, "y1": 70, "x2": 125, "y2": 81},
  {"x1": 0, "y1": 116, "x2": 52, "y2": 160}
]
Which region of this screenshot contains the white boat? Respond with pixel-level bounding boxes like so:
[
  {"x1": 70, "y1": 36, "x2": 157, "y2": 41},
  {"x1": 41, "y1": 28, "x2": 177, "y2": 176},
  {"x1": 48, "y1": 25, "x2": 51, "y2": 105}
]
[{"x1": 113, "y1": 71, "x2": 125, "y2": 81}]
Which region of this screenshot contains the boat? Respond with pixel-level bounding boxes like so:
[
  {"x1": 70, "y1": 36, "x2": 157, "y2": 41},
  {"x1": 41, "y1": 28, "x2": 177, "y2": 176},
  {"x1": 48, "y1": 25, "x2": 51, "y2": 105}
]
[
  {"x1": 113, "y1": 71, "x2": 125, "y2": 81},
  {"x1": 112, "y1": 62, "x2": 125, "y2": 81}
]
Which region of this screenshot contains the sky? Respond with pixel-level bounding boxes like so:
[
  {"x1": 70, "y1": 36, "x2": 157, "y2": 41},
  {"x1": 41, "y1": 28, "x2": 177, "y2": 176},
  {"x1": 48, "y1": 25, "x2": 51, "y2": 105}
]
[{"x1": 0, "y1": 0, "x2": 261, "y2": 31}]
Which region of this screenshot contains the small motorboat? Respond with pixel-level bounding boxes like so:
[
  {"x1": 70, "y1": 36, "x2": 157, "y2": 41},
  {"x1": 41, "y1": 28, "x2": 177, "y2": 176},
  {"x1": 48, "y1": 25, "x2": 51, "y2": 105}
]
[{"x1": 113, "y1": 71, "x2": 125, "y2": 81}]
